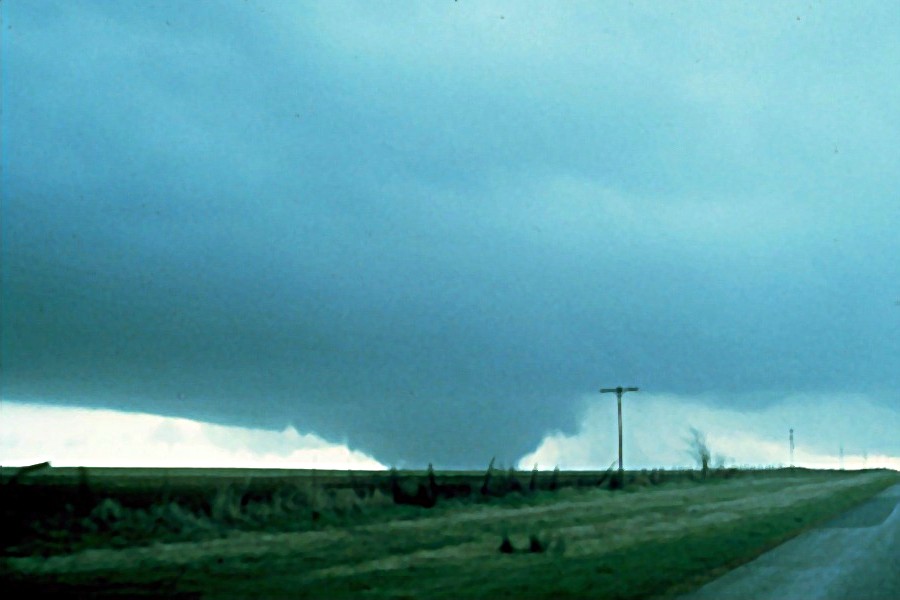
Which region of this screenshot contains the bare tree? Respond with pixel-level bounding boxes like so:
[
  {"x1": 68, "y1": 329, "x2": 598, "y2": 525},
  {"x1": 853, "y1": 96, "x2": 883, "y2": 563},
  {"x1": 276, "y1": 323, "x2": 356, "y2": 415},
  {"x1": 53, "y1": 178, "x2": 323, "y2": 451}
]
[{"x1": 687, "y1": 427, "x2": 711, "y2": 478}]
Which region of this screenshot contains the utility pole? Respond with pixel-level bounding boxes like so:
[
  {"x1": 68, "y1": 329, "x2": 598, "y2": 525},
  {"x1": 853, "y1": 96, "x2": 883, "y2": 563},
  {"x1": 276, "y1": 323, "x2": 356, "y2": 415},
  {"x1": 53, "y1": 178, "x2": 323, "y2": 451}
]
[
  {"x1": 789, "y1": 428, "x2": 794, "y2": 467},
  {"x1": 600, "y1": 386, "x2": 639, "y2": 479}
]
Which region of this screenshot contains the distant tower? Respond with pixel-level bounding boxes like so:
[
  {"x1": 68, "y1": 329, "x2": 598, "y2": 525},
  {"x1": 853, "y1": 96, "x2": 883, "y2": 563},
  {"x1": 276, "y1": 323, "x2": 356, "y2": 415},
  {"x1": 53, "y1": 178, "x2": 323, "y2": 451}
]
[
  {"x1": 789, "y1": 428, "x2": 795, "y2": 467},
  {"x1": 839, "y1": 444, "x2": 845, "y2": 470}
]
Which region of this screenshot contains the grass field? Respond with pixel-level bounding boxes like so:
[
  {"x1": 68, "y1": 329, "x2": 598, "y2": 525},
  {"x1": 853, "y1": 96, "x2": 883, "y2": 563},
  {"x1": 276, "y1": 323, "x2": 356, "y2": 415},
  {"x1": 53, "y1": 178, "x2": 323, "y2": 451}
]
[{"x1": 2, "y1": 466, "x2": 897, "y2": 598}]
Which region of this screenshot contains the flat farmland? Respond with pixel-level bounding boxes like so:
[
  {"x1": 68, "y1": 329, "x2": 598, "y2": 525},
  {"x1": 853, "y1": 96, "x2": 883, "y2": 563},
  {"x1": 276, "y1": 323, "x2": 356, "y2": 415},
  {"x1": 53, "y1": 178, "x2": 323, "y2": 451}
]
[{"x1": 2, "y1": 467, "x2": 897, "y2": 598}]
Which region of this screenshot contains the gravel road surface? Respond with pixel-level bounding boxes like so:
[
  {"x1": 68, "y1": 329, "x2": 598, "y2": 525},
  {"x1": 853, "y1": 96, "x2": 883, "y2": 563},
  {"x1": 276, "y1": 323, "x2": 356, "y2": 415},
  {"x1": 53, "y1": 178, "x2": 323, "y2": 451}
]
[{"x1": 682, "y1": 482, "x2": 900, "y2": 600}]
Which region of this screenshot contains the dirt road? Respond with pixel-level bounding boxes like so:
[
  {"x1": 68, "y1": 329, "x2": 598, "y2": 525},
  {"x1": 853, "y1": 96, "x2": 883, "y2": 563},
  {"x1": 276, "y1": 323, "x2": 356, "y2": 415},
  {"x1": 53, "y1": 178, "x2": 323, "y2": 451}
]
[{"x1": 682, "y1": 483, "x2": 900, "y2": 600}]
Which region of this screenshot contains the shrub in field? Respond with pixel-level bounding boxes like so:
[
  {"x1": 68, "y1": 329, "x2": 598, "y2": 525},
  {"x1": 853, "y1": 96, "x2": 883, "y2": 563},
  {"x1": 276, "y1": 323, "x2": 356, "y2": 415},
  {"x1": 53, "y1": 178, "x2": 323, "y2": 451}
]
[
  {"x1": 608, "y1": 471, "x2": 623, "y2": 490},
  {"x1": 366, "y1": 488, "x2": 395, "y2": 508},
  {"x1": 481, "y1": 458, "x2": 496, "y2": 496},
  {"x1": 210, "y1": 485, "x2": 246, "y2": 523},
  {"x1": 549, "y1": 466, "x2": 560, "y2": 491},
  {"x1": 271, "y1": 483, "x2": 306, "y2": 513},
  {"x1": 90, "y1": 497, "x2": 126, "y2": 527},
  {"x1": 389, "y1": 467, "x2": 405, "y2": 503},
  {"x1": 147, "y1": 501, "x2": 212, "y2": 534},
  {"x1": 505, "y1": 467, "x2": 523, "y2": 494},
  {"x1": 389, "y1": 470, "x2": 437, "y2": 508},
  {"x1": 436, "y1": 481, "x2": 473, "y2": 500},
  {"x1": 328, "y1": 488, "x2": 366, "y2": 514}
]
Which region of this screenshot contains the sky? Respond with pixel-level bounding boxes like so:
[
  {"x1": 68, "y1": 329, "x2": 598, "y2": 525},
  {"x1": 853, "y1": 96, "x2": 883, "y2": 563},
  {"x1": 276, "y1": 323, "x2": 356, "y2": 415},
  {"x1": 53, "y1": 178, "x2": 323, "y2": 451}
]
[{"x1": 1, "y1": 1, "x2": 898, "y2": 470}]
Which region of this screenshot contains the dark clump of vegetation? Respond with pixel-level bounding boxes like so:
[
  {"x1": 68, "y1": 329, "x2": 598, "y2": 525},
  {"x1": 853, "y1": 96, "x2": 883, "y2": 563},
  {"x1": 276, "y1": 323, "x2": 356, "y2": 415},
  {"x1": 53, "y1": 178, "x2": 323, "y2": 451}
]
[
  {"x1": 390, "y1": 467, "x2": 437, "y2": 508},
  {"x1": 498, "y1": 534, "x2": 515, "y2": 554},
  {"x1": 480, "y1": 457, "x2": 495, "y2": 496},
  {"x1": 528, "y1": 534, "x2": 545, "y2": 553},
  {"x1": 478, "y1": 460, "x2": 532, "y2": 498},
  {"x1": 504, "y1": 467, "x2": 523, "y2": 494},
  {"x1": 608, "y1": 471, "x2": 624, "y2": 490}
]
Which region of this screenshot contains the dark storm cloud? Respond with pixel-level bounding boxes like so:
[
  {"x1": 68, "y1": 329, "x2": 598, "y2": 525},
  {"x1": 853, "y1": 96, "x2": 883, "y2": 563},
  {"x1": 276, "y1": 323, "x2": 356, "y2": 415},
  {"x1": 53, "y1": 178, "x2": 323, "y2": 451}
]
[{"x1": 2, "y1": 1, "x2": 898, "y2": 466}]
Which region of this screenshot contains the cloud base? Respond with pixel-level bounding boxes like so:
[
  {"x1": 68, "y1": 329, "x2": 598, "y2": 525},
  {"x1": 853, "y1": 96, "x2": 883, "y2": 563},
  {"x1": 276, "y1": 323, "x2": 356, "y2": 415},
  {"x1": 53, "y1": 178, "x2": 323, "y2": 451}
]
[{"x1": 0, "y1": 401, "x2": 385, "y2": 470}]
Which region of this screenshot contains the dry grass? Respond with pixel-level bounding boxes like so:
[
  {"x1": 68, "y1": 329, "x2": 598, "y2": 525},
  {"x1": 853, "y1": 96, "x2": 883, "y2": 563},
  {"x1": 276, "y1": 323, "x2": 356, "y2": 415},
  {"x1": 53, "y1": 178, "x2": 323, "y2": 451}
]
[
  {"x1": 3, "y1": 464, "x2": 726, "y2": 557},
  {"x1": 4, "y1": 469, "x2": 896, "y2": 599}
]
